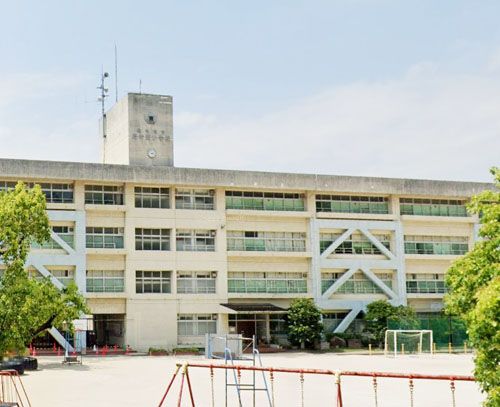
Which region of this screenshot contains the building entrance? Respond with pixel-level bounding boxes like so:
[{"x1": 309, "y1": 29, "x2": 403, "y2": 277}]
[
  {"x1": 88, "y1": 314, "x2": 125, "y2": 347},
  {"x1": 228, "y1": 314, "x2": 268, "y2": 344}
]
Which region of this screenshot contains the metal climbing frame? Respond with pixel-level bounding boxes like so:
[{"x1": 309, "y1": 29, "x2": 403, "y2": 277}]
[
  {"x1": 62, "y1": 329, "x2": 84, "y2": 365},
  {"x1": 205, "y1": 334, "x2": 271, "y2": 406},
  {"x1": 157, "y1": 362, "x2": 476, "y2": 407},
  {"x1": 0, "y1": 370, "x2": 32, "y2": 407}
]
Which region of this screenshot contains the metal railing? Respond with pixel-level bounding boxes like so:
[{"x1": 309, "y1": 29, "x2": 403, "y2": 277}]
[
  {"x1": 228, "y1": 278, "x2": 307, "y2": 294},
  {"x1": 158, "y1": 362, "x2": 475, "y2": 407}
]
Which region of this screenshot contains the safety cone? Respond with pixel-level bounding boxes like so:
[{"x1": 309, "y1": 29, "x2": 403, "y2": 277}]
[
  {"x1": 32, "y1": 347, "x2": 37, "y2": 357},
  {"x1": 29, "y1": 343, "x2": 33, "y2": 355},
  {"x1": 57, "y1": 347, "x2": 61, "y2": 357}
]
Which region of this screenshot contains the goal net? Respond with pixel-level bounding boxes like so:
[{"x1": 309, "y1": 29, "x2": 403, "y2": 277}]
[{"x1": 384, "y1": 330, "x2": 433, "y2": 356}]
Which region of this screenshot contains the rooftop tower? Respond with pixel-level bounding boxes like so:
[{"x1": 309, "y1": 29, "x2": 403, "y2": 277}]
[{"x1": 101, "y1": 93, "x2": 174, "y2": 167}]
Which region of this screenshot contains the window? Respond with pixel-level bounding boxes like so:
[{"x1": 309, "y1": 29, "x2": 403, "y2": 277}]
[
  {"x1": 175, "y1": 189, "x2": 215, "y2": 210},
  {"x1": 32, "y1": 226, "x2": 74, "y2": 249},
  {"x1": 322, "y1": 312, "x2": 349, "y2": 332},
  {"x1": 321, "y1": 272, "x2": 392, "y2": 294},
  {"x1": 404, "y1": 236, "x2": 469, "y2": 255},
  {"x1": 225, "y1": 191, "x2": 305, "y2": 211},
  {"x1": 316, "y1": 195, "x2": 389, "y2": 214},
  {"x1": 50, "y1": 269, "x2": 74, "y2": 287},
  {"x1": 85, "y1": 185, "x2": 124, "y2": 205},
  {"x1": 320, "y1": 232, "x2": 391, "y2": 255},
  {"x1": 227, "y1": 231, "x2": 306, "y2": 252},
  {"x1": 26, "y1": 268, "x2": 75, "y2": 286},
  {"x1": 176, "y1": 230, "x2": 215, "y2": 251},
  {"x1": 406, "y1": 274, "x2": 447, "y2": 294},
  {"x1": 135, "y1": 228, "x2": 170, "y2": 250},
  {"x1": 87, "y1": 270, "x2": 125, "y2": 293},
  {"x1": 0, "y1": 181, "x2": 74, "y2": 203},
  {"x1": 135, "y1": 271, "x2": 171, "y2": 293},
  {"x1": 0, "y1": 181, "x2": 16, "y2": 192},
  {"x1": 400, "y1": 198, "x2": 468, "y2": 217},
  {"x1": 177, "y1": 314, "x2": 217, "y2": 336},
  {"x1": 86, "y1": 227, "x2": 124, "y2": 249},
  {"x1": 177, "y1": 271, "x2": 216, "y2": 294},
  {"x1": 228, "y1": 272, "x2": 307, "y2": 293},
  {"x1": 134, "y1": 186, "x2": 170, "y2": 208}
]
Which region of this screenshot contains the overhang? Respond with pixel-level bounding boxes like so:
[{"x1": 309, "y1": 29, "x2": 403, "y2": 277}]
[{"x1": 220, "y1": 303, "x2": 287, "y2": 313}]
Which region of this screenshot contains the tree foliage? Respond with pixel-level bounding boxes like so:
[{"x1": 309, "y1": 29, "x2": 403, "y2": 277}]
[
  {"x1": 285, "y1": 298, "x2": 323, "y2": 348},
  {"x1": 364, "y1": 300, "x2": 418, "y2": 346},
  {"x1": 0, "y1": 182, "x2": 88, "y2": 357},
  {"x1": 445, "y1": 168, "x2": 500, "y2": 407}
]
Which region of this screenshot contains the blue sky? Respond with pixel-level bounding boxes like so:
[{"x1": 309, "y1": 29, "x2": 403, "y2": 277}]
[{"x1": 1, "y1": 1, "x2": 499, "y2": 181}]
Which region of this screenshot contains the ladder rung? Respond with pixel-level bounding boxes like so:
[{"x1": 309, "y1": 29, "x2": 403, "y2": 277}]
[{"x1": 237, "y1": 388, "x2": 269, "y2": 391}]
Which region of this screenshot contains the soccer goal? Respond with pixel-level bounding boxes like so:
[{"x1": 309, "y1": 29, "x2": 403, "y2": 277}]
[{"x1": 384, "y1": 330, "x2": 433, "y2": 356}]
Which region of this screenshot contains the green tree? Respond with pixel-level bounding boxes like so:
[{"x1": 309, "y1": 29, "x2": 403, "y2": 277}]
[
  {"x1": 0, "y1": 182, "x2": 88, "y2": 358},
  {"x1": 285, "y1": 298, "x2": 323, "y2": 349},
  {"x1": 364, "y1": 300, "x2": 418, "y2": 346},
  {"x1": 445, "y1": 168, "x2": 500, "y2": 407}
]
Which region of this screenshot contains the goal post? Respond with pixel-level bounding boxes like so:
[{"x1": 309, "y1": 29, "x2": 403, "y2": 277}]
[{"x1": 384, "y1": 330, "x2": 433, "y2": 356}]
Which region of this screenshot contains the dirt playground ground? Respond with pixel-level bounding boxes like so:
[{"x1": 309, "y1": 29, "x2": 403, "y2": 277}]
[{"x1": 19, "y1": 352, "x2": 482, "y2": 406}]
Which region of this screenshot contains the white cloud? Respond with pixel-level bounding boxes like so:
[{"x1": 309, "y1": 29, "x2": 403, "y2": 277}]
[
  {"x1": 1, "y1": 67, "x2": 498, "y2": 182},
  {"x1": 0, "y1": 72, "x2": 99, "y2": 163},
  {"x1": 174, "y1": 66, "x2": 500, "y2": 182}
]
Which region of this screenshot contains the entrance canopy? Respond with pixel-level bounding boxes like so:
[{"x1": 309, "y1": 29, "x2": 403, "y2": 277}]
[{"x1": 220, "y1": 303, "x2": 286, "y2": 314}]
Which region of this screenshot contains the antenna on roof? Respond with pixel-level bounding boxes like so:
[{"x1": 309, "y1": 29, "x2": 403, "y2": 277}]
[
  {"x1": 114, "y1": 44, "x2": 118, "y2": 102},
  {"x1": 97, "y1": 68, "x2": 109, "y2": 138},
  {"x1": 139, "y1": 79, "x2": 142, "y2": 94}
]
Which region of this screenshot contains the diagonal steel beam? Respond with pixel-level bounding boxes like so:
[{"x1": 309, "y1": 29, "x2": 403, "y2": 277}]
[
  {"x1": 321, "y1": 267, "x2": 358, "y2": 299},
  {"x1": 360, "y1": 267, "x2": 397, "y2": 299},
  {"x1": 49, "y1": 230, "x2": 76, "y2": 255},
  {"x1": 334, "y1": 307, "x2": 362, "y2": 333},
  {"x1": 320, "y1": 228, "x2": 355, "y2": 259},
  {"x1": 359, "y1": 228, "x2": 395, "y2": 260}
]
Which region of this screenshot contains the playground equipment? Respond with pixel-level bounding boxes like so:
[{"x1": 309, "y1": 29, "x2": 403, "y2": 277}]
[
  {"x1": 157, "y1": 362, "x2": 476, "y2": 407},
  {"x1": 62, "y1": 329, "x2": 83, "y2": 365},
  {"x1": 205, "y1": 334, "x2": 271, "y2": 406},
  {"x1": 0, "y1": 370, "x2": 31, "y2": 407},
  {"x1": 384, "y1": 330, "x2": 433, "y2": 357}
]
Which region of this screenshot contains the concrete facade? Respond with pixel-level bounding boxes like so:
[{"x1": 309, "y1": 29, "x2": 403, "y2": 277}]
[{"x1": 0, "y1": 93, "x2": 493, "y2": 352}]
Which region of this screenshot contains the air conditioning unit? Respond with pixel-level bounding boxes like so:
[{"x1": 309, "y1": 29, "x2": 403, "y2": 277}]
[
  {"x1": 209, "y1": 190, "x2": 215, "y2": 196},
  {"x1": 210, "y1": 231, "x2": 216, "y2": 237},
  {"x1": 211, "y1": 271, "x2": 217, "y2": 278}
]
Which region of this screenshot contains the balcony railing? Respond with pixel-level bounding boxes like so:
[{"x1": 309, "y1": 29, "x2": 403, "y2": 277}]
[
  {"x1": 406, "y1": 281, "x2": 447, "y2": 294},
  {"x1": 228, "y1": 278, "x2": 307, "y2": 294},
  {"x1": 404, "y1": 243, "x2": 468, "y2": 255},
  {"x1": 226, "y1": 197, "x2": 305, "y2": 211},
  {"x1": 87, "y1": 278, "x2": 125, "y2": 293},
  {"x1": 227, "y1": 238, "x2": 306, "y2": 252},
  {"x1": 321, "y1": 279, "x2": 392, "y2": 294},
  {"x1": 177, "y1": 278, "x2": 216, "y2": 294}
]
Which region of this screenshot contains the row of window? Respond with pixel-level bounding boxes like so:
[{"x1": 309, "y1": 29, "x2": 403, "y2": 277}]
[
  {"x1": 319, "y1": 234, "x2": 469, "y2": 256},
  {"x1": 319, "y1": 233, "x2": 391, "y2": 255},
  {"x1": 86, "y1": 270, "x2": 217, "y2": 294},
  {"x1": 226, "y1": 231, "x2": 306, "y2": 252},
  {"x1": 0, "y1": 181, "x2": 470, "y2": 217},
  {"x1": 321, "y1": 273, "x2": 393, "y2": 294},
  {"x1": 404, "y1": 236, "x2": 469, "y2": 255},
  {"x1": 84, "y1": 228, "x2": 216, "y2": 251},
  {"x1": 227, "y1": 272, "x2": 307, "y2": 294},
  {"x1": 0, "y1": 181, "x2": 74, "y2": 203},
  {"x1": 1, "y1": 268, "x2": 451, "y2": 296},
  {"x1": 37, "y1": 226, "x2": 469, "y2": 256}
]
